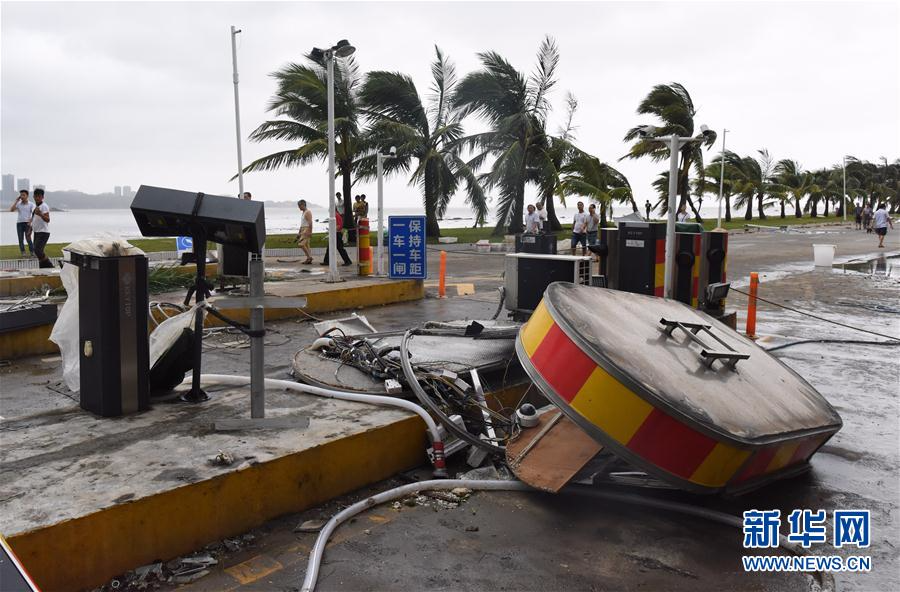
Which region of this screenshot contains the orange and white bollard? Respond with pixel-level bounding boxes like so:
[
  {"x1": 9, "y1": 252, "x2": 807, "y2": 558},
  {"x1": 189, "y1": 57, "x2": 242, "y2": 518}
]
[
  {"x1": 357, "y1": 217, "x2": 371, "y2": 276},
  {"x1": 745, "y1": 271, "x2": 759, "y2": 338},
  {"x1": 438, "y1": 251, "x2": 447, "y2": 298}
]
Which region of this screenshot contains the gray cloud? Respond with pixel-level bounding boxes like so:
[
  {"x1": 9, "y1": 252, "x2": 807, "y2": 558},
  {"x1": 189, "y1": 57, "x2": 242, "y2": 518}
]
[{"x1": 2, "y1": 1, "x2": 897, "y2": 218}]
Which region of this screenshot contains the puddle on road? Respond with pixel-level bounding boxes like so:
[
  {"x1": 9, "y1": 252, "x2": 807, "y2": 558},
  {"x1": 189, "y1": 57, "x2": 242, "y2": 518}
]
[{"x1": 834, "y1": 254, "x2": 899, "y2": 277}]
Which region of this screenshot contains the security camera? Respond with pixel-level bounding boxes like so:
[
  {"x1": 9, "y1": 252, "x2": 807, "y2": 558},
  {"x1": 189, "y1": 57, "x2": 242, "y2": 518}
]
[
  {"x1": 389, "y1": 146, "x2": 397, "y2": 157},
  {"x1": 636, "y1": 125, "x2": 657, "y2": 138}
]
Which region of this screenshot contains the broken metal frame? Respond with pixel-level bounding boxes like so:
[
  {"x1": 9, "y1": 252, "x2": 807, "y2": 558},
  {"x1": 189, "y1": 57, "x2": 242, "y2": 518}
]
[{"x1": 658, "y1": 317, "x2": 750, "y2": 369}]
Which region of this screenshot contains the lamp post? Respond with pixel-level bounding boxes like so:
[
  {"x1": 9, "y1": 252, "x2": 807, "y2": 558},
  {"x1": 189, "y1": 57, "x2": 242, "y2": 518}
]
[
  {"x1": 716, "y1": 128, "x2": 728, "y2": 230},
  {"x1": 230, "y1": 26, "x2": 244, "y2": 197},
  {"x1": 639, "y1": 125, "x2": 714, "y2": 299},
  {"x1": 313, "y1": 40, "x2": 356, "y2": 282},
  {"x1": 375, "y1": 147, "x2": 397, "y2": 276}
]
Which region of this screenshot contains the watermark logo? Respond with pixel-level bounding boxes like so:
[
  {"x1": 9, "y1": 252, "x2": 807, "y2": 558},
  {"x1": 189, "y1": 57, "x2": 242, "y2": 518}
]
[{"x1": 742, "y1": 508, "x2": 872, "y2": 573}]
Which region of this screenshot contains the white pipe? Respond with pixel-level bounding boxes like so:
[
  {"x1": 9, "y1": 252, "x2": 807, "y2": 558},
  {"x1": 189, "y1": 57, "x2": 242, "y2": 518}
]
[
  {"x1": 301, "y1": 479, "x2": 532, "y2": 592},
  {"x1": 188, "y1": 374, "x2": 442, "y2": 444}
]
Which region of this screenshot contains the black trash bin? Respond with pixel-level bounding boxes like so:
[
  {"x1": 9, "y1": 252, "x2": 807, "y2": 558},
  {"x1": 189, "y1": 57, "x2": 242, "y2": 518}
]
[
  {"x1": 71, "y1": 253, "x2": 150, "y2": 417},
  {"x1": 515, "y1": 233, "x2": 557, "y2": 254}
]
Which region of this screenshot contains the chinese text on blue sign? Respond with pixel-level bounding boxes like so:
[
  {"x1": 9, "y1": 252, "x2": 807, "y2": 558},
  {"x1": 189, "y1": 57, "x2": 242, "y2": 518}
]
[{"x1": 389, "y1": 216, "x2": 427, "y2": 279}]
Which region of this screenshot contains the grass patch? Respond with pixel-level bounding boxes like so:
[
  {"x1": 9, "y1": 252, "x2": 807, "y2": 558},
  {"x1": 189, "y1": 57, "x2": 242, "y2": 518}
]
[{"x1": 0, "y1": 215, "x2": 847, "y2": 260}]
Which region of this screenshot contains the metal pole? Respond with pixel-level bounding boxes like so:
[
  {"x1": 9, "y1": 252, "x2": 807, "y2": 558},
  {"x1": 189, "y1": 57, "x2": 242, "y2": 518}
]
[
  {"x1": 376, "y1": 152, "x2": 384, "y2": 276},
  {"x1": 663, "y1": 135, "x2": 680, "y2": 299},
  {"x1": 249, "y1": 257, "x2": 265, "y2": 418},
  {"x1": 842, "y1": 156, "x2": 847, "y2": 222},
  {"x1": 717, "y1": 128, "x2": 727, "y2": 229},
  {"x1": 231, "y1": 26, "x2": 244, "y2": 196},
  {"x1": 326, "y1": 51, "x2": 339, "y2": 282}
]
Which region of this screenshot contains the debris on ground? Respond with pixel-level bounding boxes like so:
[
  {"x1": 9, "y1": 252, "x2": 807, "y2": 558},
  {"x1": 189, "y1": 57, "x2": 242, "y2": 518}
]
[
  {"x1": 207, "y1": 450, "x2": 235, "y2": 467},
  {"x1": 294, "y1": 519, "x2": 327, "y2": 532}
]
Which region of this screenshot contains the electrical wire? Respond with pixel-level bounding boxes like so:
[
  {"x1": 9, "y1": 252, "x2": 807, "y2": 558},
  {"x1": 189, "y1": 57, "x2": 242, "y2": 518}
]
[
  {"x1": 765, "y1": 338, "x2": 900, "y2": 353},
  {"x1": 729, "y1": 286, "x2": 900, "y2": 342}
]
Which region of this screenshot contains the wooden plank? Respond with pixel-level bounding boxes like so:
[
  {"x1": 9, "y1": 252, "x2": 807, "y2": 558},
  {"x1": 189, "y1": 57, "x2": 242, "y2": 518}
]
[{"x1": 506, "y1": 409, "x2": 603, "y2": 493}]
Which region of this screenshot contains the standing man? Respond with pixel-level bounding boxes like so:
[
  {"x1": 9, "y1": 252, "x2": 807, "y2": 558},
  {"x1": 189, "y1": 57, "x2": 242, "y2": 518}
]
[
  {"x1": 571, "y1": 201, "x2": 589, "y2": 256},
  {"x1": 862, "y1": 202, "x2": 873, "y2": 234},
  {"x1": 535, "y1": 201, "x2": 548, "y2": 232},
  {"x1": 323, "y1": 207, "x2": 352, "y2": 266},
  {"x1": 524, "y1": 204, "x2": 541, "y2": 234},
  {"x1": 297, "y1": 199, "x2": 314, "y2": 264},
  {"x1": 645, "y1": 200, "x2": 652, "y2": 221},
  {"x1": 31, "y1": 189, "x2": 52, "y2": 268},
  {"x1": 360, "y1": 194, "x2": 369, "y2": 217},
  {"x1": 242, "y1": 191, "x2": 252, "y2": 200},
  {"x1": 9, "y1": 189, "x2": 34, "y2": 257},
  {"x1": 586, "y1": 203, "x2": 600, "y2": 246},
  {"x1": 853, "y1": 202, "x2": 863, "y2": 230},
  {"x1": 873, "y1": 203, "x2": 893, "y2": 249}
]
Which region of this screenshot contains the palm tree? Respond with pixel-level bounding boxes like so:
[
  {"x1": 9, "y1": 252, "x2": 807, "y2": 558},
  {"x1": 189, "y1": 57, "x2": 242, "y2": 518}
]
[
  {"x1": 557, "y1": 151, "x2": 632, "y2": 227},
  {"x1": 455, "y1": 36, "x2": 559, "y2": 234},
  {"x1": 699, "y1": 151, "x2": 740, "y2": 222},
  {"x1": 730, "y1": 150, "x2": 775, "y2": 220},
  {"x1": 532, "y1": 92, "x2": 579, "y2": 232},
  {"x1": 358, "y1": 47, "x2": 486, "y2": 238},
  {"x1": 241, "y1": 52, "x2": 365, "y2": 233},
  {"x1": 622, "y1": 83, "x2": 716, "y2": 221},
  {"x1": 773, "y1": 159, "x2": 812, "y2": 218}
]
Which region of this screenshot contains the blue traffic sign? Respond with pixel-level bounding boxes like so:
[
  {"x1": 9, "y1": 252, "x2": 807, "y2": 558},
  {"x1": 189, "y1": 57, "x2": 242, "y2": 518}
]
[
  {"x1": 176, "y1": 236, "x2": 193, "y2": 252},
  {"x1": 388, "y1": 216, "x2": 427, "y2": 279}
]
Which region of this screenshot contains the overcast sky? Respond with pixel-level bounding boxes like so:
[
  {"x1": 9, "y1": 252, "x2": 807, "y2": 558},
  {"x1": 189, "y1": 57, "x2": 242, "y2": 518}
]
[{"x1": 2, "y1": 1, "x2": 898, "y2": 217}]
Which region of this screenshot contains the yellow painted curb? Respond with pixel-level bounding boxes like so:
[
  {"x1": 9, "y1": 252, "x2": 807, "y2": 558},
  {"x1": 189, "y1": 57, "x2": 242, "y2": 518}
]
[
  {"x1": 0, "y1": 325, "x2": 58, "y2": 359},
  {"x1": 0, "y1": 264, "x2": 218, "y2": 298},
  {"x1": 8, "y1": 415, "x2": 427, "y2": 592}
]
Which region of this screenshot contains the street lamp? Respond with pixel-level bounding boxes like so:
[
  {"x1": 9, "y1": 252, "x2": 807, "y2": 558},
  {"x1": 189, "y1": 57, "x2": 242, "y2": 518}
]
[
  {"x1": 637, "y1": 124, "x2": 714, "y2": 299},
  {"x1": 311, "y1": 39, "x2": 356, "y2": 282},
  {"x1": 716, "y1": 128, "x2": 728, "y2": 230},
  {"x1": 842, "y1": 155, "x2": 851, "y2": 222},
  {"x1": 230, "y1": 26, "x2": 244, "y2": 197},
  {"x1": 376, "y1": 146, "x2": 397, "y2": 276}
]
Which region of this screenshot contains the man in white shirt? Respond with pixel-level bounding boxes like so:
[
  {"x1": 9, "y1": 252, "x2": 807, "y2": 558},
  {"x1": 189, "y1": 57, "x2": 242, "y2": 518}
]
[
  {"x1": 586, "y1": 203, "x2": 600, "y2": 245},
  {"x1": 535, "y1": 201, "x2": 548, "y2": 232},
  {"x1": 8, "y1": 189, "x2": 34, "y2": 256},
  {"x1": 873, "y1": 203, "x2": 893, "y2": 249},
  {"x1": 297, "y1": 199, "x2": 314, "y2": 264},
  {"x1": 524, "y1": 204, "x2": 541, "y2": 234},
  {"x1": 30, "y1": 189, "x2": 52, "y2": 268},
  {"x1": 571, "y1": 201, "x2": 589, "y2": 255}
]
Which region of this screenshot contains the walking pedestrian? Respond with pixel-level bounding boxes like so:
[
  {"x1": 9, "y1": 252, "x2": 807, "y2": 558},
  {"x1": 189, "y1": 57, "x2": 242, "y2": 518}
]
[
  {"x1": 645, "y1": 200, "x2": 652, "y2": 221},
  {"x1": 586, "y1": 204, "x2": 600, "y2": 245},
  {"x1": 854, "y1": 202, "x2": 863, "y2": 230},
  {"x1": 297, "y1": 199, "x2": 314, "y2": 264},
  {"x1": 873, "y1": 203, "x2": 893, "y2": 249},
  {"x1": 571, "y1": 201, "x2": 589, "y2": 256},
  {"x1": 323, "y1": 207, "x2": 353, "y2": 266},
  {"x1": 9, "y1": 189, "x2": 34, "y2": 257},
  {"x1": 863, "y1": 202, "x2": 873, "y2": 233},
  {"x1": 360, "y1": 194, "x2": 369, "y2": 217},
  {"x1": 31, "y1": 189, "x2": 52, "y2": 268}
]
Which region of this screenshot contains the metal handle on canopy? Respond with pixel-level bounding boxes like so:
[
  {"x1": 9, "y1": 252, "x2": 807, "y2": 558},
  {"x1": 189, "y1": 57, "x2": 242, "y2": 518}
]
[{"x1": 659, "y1": 318, "x2": 750, "y2": 370}]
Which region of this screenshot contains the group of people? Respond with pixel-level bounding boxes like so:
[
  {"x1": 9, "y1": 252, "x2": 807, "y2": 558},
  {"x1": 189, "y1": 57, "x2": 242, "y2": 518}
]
[
  {"x1": 295, "y1": 192, "x2": 372, "y2": 266},
  {"x1": 853, "y1": 202, "x2": 894, "y2": 248},
  {"x1": 524, "y1": 200, "x2": 601, "y2": 256},
  {"x1": 8, "y1": 188, "x2": 53, "y2": 267}
]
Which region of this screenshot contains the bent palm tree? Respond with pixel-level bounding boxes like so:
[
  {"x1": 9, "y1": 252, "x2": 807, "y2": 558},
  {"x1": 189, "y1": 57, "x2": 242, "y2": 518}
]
[
  {"x1": 359, "y1": 47, "x2": 486, "y2": 237},
  {"x1": 557, "y1": 152, "x2": 631, "y2": 227},
  {"x1": 241, "y1": 53, "x2": 366, "y2": 232},
  {"x1": 455, "y1": 36, "x2": 559, "y2": 234},
  {"x1": 622, "y1": 82, "x2": 716, "y2": 221},
  {"x1": 773, "y1": 159, "x2": 812, "y2": 218},
  {"x1": 532, "y1": 92, "x2": 579, "y2": 232}
]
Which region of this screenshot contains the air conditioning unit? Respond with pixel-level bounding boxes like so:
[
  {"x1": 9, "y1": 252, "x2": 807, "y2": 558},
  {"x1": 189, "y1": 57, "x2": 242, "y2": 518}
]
[{"x1": 504, "y1": 253, "x2": 592, "y2": 314}]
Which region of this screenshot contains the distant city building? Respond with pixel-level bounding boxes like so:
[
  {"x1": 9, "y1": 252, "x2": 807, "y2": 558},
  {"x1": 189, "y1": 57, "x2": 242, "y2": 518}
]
[
  {"x1": 123, "y1": 185, "x2": 132, "y2": 198},
  {"x1": 17, "y1": 178, "x2": 30, "y2": 192},
  {"x1": 2, "y1": 174, "x2": 13, "y2": 200},
  {"x1": 114, "y1": 186, "x2": 122, "y2": 197}
]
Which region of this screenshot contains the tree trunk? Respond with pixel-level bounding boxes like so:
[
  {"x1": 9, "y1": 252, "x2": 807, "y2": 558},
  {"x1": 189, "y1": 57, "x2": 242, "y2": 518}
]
[
  {"x1": 424, "y1": 184, "x2": 440, "y2": 238},
  {"x1": 744, "y1": 198, "x2": 753, "y2": 221},
  {"x1": 506, "y1": 153, "x2": 527, "y2": 235},
  {"x1": 810, "y1": 197, "x2": 818, "y2": 217},
  {"x1": 543, "y1": 192, "x2": 562, "y2": 231},
  {"x1": 780, "y1": 200, "x2": 786, "y2": 218},
  {"x1": 824, "y1": 198, "x2": 830, "y2": 217},
  {"x1": 795, "y1": 197, "x2": 802, "y2": 218},
  {"x1": 340, "y1": 163, "x2": 356, "y2": 244},
  {"x1": 725, "y1": 195, "x2": 732, "y2": 222},
  {"x1": 757, "y1": 192, "x2": 767, "y2": 220},
  {"x1": 600, "y1": 202, "x2": 608, "y2": 227}
]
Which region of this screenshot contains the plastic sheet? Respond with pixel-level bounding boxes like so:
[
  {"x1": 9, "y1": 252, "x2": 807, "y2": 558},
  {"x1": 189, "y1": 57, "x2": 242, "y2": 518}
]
[
  {"x1": 48, "y1": 264, "x2": 80, "y2": 392},
  {"x1": 149, "y1": 305, "x2": 204, "y2": 369}
]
